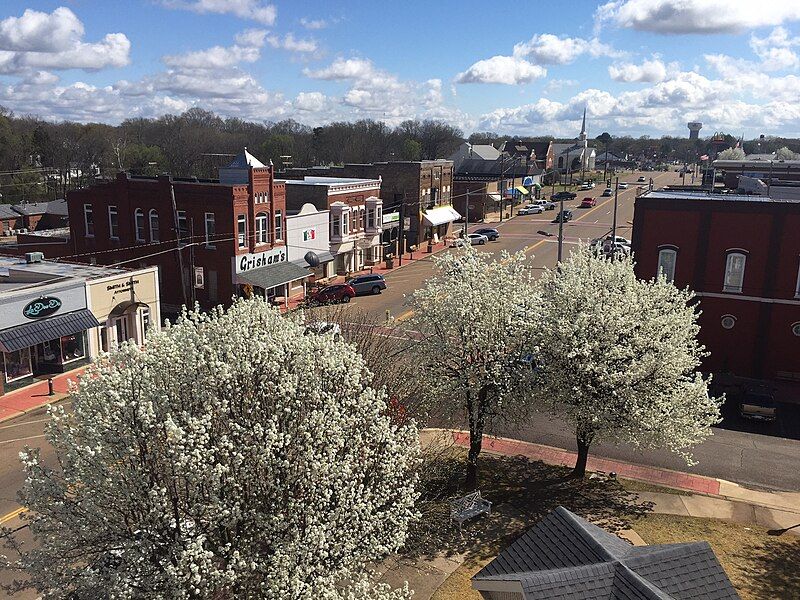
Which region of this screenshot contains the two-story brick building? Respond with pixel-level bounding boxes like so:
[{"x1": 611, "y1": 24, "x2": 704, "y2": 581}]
[
  {"x1": 58, "y1": 149, "x2": 312, "y2": 316},
  {"x1": 278, "y1": 159, "x2": 455, "y2": 255},
  {"x1": 631, "y1": 190, "x2": 800, "y2": 403},
  {"x1": 283, "y1": 177, "x2": 383, "y2": 276}
]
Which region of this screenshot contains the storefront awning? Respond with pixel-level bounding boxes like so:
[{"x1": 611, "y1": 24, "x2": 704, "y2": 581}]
[
  {"x1": 423, "y1": 206, "x2": 462, "y2": 227},
  {"x1": 0, "y1": 309, "x2": 100, "y2": 353},
  {"x1": 236, "y1": 261, "x2": 310, "y2": 290},
  {"x1": 515, "y1": 185, "x2": 529, "y2": 195},
  {"x1": 488, "y1": 193, "x2": 502, "y2": 202}
]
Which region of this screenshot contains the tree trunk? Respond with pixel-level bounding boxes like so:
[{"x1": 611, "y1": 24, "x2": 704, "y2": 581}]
[
  {"x1": 573, "y1": 427, "x2": 594, "y2": 478},
  {"x1": 465, "y1": 385, "x2": 490, "y2": 490}
]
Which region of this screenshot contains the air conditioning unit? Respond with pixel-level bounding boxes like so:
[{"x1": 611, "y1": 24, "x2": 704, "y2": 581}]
[{"x1": 25, "y1": 251, "x2": 44, "y2": 264}]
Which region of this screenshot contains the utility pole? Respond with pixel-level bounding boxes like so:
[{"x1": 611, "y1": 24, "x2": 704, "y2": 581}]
[
  {"x1": 767, "y1": 160, "x2": 774, "y2": 197},
  {"x1": 170, "y1": 183, "x2": 188, "y2": 307},
  {"x1": 510, "y1": 156, "x2": 517, "y2": 218},
  {"x1": 464, "y1": 188, "x2": 470, "y2": 236},
  {"x1": 563, "y1": 149, "x2": 571, "y2": 191},
  {"x1": 397, "y1": 192, "x2": 405, "y2": 266},
  {"x1": 189, "y1": 217, "x2": 196, "y2": 307},
  {"x1": 557, "y1": 193, "x2": 565, "y2": 264},
  {"x1": 612, "y1": 176, "x2": 619, "y2": 249},
  {"x1": 499, "y1": 152, "x2": 505, "y2": 222}
]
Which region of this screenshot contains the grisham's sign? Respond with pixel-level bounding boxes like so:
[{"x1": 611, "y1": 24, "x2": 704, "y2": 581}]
[
  {"x1": 235, "y1": 247, "x2": 287, "y2": 274},
  {"x1": 23, "y1": 296, "x2": 62, "y2": 319}
]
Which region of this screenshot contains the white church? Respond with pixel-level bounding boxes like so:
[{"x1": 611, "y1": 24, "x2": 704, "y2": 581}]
[{"x1": 551, "y1": 108, "x2": 596, "y2": 174}]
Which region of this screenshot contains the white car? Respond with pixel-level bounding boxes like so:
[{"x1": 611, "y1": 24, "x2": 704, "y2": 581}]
[
  {"x1": 579, "y1": 182, "x2": 596, "y2": 190},
  {"x1": 518, "y1": 204, "x2": 544, "y2": 215},
  {"x1": 450, "y1": 233, "x2": 489, "y2": 247},
  {"x1": 304, "y1": 322, "x2": 342, "y2": 341},
  {"x1": 619, "y1": 182, "x2": 629, "y2": 189}
]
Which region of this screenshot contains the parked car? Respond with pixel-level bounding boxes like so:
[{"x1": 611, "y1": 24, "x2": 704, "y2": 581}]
[
  {"x1": 518, "y1": 204, "x2": 544, "y2": 215},
  {"x1": 551, "y1": 191, "x2": 577, "y2": 201},
  {"x1": 306, "y1": 283, "x2": 355, "y2": 305},
  {"x1": 619, "y1": 182, "x2": 629, "y2": 189},
  {"x1": 637, "y1": 176, "x2": 647, "y2": 182},
  {"x1": 740, "y1": 391, "x2": 777, "y2": 422},
  {"x1": 304, "y1": 321, "x2": 342, "y2": 341},
  {"x1": 552, "y1": 209, "x2": 573, "y2": 223},
  {"x1": 590, "y1": 235, "x2": 631, "y2": 249},
  {"x1": 580, "y1": 197, "x2": 597, "y2": 208},
  {"x1": 347, "y1": 274, "x2": 387, "y2": 295},
  {"x1": 474, "y1": 227, "x2": 500, "y2": 241},
  {"x1": 601, "y1": 188, "x2": 614, "y2": 197}
]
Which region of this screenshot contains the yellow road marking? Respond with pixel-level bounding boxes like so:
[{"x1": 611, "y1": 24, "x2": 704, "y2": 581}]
[{"x1": 0, "y1": 506, "x2": 27, "y2": 525}]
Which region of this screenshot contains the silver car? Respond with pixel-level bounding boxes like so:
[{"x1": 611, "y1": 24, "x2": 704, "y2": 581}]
[{"x1": 346, "y1": 274, "x2": 387, "y2": 295}]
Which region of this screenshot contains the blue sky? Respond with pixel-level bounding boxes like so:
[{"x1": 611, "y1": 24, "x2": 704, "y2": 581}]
[{"x1": 2, "y1": 1, "x2": 800, "y2": 137}]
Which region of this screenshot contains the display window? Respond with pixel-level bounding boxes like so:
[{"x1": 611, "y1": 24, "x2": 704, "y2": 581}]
[{"x1": 4, "y1": 348, "x2": 32, "y2": 383}]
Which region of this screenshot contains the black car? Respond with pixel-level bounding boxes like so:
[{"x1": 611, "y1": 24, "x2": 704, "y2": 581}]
[
  {"x1": 552, "y1": 209, "x2": 573, "y2": 223},
  {"x1": 550, "y1": 191, "x2": 577, "y2": 201},
  {"x1": 474, "y1": 227, "x2": 500, "y2": 241}
]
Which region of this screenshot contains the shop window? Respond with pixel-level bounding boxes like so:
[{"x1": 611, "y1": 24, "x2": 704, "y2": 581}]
[
  {"x1": 83, "y1": 204, "x2": 94, "y2": 237},
  {"x1": 256, "y1": 212, "x2": 269, "y2": 244},
  {"x1": 724, "y1": 251, "x2": 747, "y2": 293},
  {"x1": 237, "y1": 214, "x2": 247, "y2": 248},
  {"x1": 149, "y1": 209, "x2": 160, "y2": 242},
  {"x1": 108, "y1": 206, "x2": 119, "y2": 239},
  {"x1": 114, "y1": 317, "x2": 129, "y2": 346},
  {"x1": 205, "y1": 212, "x2": 216, "y2": 248},
  {"x1": 4, "y1": 348, "x2": 32, "y2": 383},
  {"x1": 60, "y1": 333, "x2": 86, "y2": 363},
  {"x1": 342, "y1": 213, "x2": 349, "y2": 235},
  {"x1": 274, "y1": 210, "x2": 283, "y2": 241},
  {"x1": 657, "y1": 247, "x2": 677, "y2": 283},
  {"x1": 135, "y1": 208, "x2": 146, "y2": 242}
]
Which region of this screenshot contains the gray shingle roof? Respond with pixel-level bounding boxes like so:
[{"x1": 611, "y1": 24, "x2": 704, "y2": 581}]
[
  {"x1": 0, "y1": 204, "x2": 18, "y2": 220},
  {"x1": 473, "y1": 507, "x2": 740, "y2": 600}
]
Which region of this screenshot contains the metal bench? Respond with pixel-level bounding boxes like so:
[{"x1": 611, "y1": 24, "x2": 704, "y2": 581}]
[{"x1": 449, "y1": 491, "x2": 492, "y2": 529}]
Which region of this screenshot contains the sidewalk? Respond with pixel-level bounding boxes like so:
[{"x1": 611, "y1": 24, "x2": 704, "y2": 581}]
[
  {"x1": 424, "y1": 429, "x2": 800, "y2": 515},
  {"x1": 0, "y1": 367, "x2": 82, "y2": 423}
]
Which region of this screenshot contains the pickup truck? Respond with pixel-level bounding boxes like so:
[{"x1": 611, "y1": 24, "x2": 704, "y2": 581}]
[{"x1": 740, "y1": 391, "x2": 777, "y2": 422}]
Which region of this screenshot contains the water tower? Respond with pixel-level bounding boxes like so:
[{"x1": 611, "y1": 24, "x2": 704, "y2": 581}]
[{"x1": 687, "y1": 122, "x2": 702, "y2": 140}]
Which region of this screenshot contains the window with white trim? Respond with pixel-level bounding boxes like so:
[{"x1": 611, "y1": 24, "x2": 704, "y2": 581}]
[
  {"x1": 149, "y1": 209, "x2": 159, "y2": 242},
  {"x1": 255, "y1": 212, "x2": 269, "y2": 244},
  {"x1": 83, "y1": 204, "x2": 94, "y2": 237},
  {"x1": 724, "y1": 252, "x2": 746, "y2": 293},
  {"x1": 108, "y1": 206, "x2": 119, "y2": 239},
  {"x1": 205, "y1": 212, "x2": 215, "y2": 247},
  {"x1": 177, "y1": 211, "x2": 188, "y2": 245},
  {"x1": 237, "y1": 214, "x2": 247, "y2": 248},
  {"x1": 367, "y1": 207, "x2": 375, "y2": 229},
  {"x1": 657, "y1": 248, "x2": 677, "y2": 283},
  {"x1": 332, "y1": 215, "x2": 340, "y2": 237},
  {"x1": 274, "y1": 210, "x2": 283, "y2": 241},
  {"x1": 341, "y1": 212, "x2": 349, "y2": 235},
  {"x1": 134, "y1": 208, "x2": 146, "y2": 242}
]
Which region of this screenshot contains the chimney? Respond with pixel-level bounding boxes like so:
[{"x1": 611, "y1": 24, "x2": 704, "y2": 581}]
[{"x1": 25, "y1": 251, "x2": 44, "y2": 264}]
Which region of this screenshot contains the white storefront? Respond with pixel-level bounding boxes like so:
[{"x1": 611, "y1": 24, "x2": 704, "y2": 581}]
[
  {"x1": 329, "y1": 196, "x2": 383, "y2": 275},
  {"x1": 286, "y1": 204, "x2": 334, "y2": 282}
]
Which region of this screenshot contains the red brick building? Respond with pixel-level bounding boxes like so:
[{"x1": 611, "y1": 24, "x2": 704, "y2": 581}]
[
  {"x1": 631, "y1": 190, "x2": 800, "y2": 401},
  {"x1": 57, "y1": 149, "x2": 303, "y2": 317}
]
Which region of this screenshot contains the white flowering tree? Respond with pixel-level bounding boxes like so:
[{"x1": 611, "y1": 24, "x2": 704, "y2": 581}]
[
  {"x1": 406, "y1": 247, "x2": 539, "y2": 488},
  {"x1": 717, "y1": 147, "x2": 745, "y2": 160},
  {"x1": 775, "y1": 146, "x2": 799, "y2": 160},
  {"x1": 7, "y1": 299, "x2": 418, "y2": 599},
  {"x1": 533, "y1": 246, "x2": 722, "y2": 477}
]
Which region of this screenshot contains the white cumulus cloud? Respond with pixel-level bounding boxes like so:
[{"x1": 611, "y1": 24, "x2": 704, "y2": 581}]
[
  {"x1": 163, "y1": 29, "x2": 266, "y2": 69},
  {"x1": 608, "y1": 58, "x2": 669, "y2": 82},
  {"x1": 513, "y1": 33, "x2": 621, "y2": 65},
  {"x1": 0, "y1": 7, "x2": 83, "y2": 52},
  {"x1": 266, "y1": 33, "x2": 320, "y2": 56},
  {"x1": 161, "y1": 0, "x2": 277, "y2": 25},
  {"x1": 597, "y1": 0, "x2": 800, "y2": 34},
  {"x1": 455, "y1": 55, "x2": 546, "y2": 85}
]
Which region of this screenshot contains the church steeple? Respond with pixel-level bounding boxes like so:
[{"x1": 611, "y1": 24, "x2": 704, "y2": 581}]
[{"x1": 579, "y1": 107, "x2": 587, "y2": 142}]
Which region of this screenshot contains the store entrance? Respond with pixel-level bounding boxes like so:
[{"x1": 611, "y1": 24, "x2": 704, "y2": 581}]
[{"x1": 32, "y1": 332, "x2": 87, "y2": 376}]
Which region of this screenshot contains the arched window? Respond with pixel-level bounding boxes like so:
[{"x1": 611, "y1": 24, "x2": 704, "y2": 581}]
[
  {"x1": 724, "y1": 250, "x2": 747, "y2": 293},
  {"x1": 134, "y1": 208, "x2": 145, "y2": 242},
  {"x1": 149, "y1": 209, "x2": 159, "y2": 242},
  {"x1": 255, "y1": 212, "x2": 270, "y2": 244},
  {"x1": 657, "y1": 247, "x2": 677, "y2": 283}
]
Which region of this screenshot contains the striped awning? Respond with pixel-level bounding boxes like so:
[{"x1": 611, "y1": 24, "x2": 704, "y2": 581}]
[{"x1": 0, "y1": 310, "x2": 100, "y2": 353}]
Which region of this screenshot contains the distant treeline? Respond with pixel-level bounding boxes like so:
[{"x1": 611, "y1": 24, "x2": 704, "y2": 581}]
[{"x1": 1, "y1": 105, "x2": 798, "y2": 203}]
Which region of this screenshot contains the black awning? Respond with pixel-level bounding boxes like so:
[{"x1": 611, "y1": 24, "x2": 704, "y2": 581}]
[
  {"x1": 236, "y1": 261, "x2": 310, "y2": 290},
  {"x1": 0, "y1": 309, "x2": 100, "y2": 353}
]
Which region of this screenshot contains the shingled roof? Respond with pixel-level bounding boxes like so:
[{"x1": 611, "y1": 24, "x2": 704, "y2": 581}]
[{"x1": 472, "y1": 507, "x2": 740, "y2": 600}]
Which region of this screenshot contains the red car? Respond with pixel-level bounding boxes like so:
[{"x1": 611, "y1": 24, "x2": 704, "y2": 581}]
[
  {"x1": 306, "y1": 284, "x2": 355, "y2": 305},
  {"x1": 580, "y1": 197, "x2": 597, "y2": 208}
]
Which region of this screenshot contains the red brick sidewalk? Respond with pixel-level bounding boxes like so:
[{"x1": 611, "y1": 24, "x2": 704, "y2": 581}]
[
  {"x1": 448, "y1": 430, "x2": 721, "y2": 495},
  {"x1": 0, "y1": 367, "x2": 84, "y2": 423}
]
